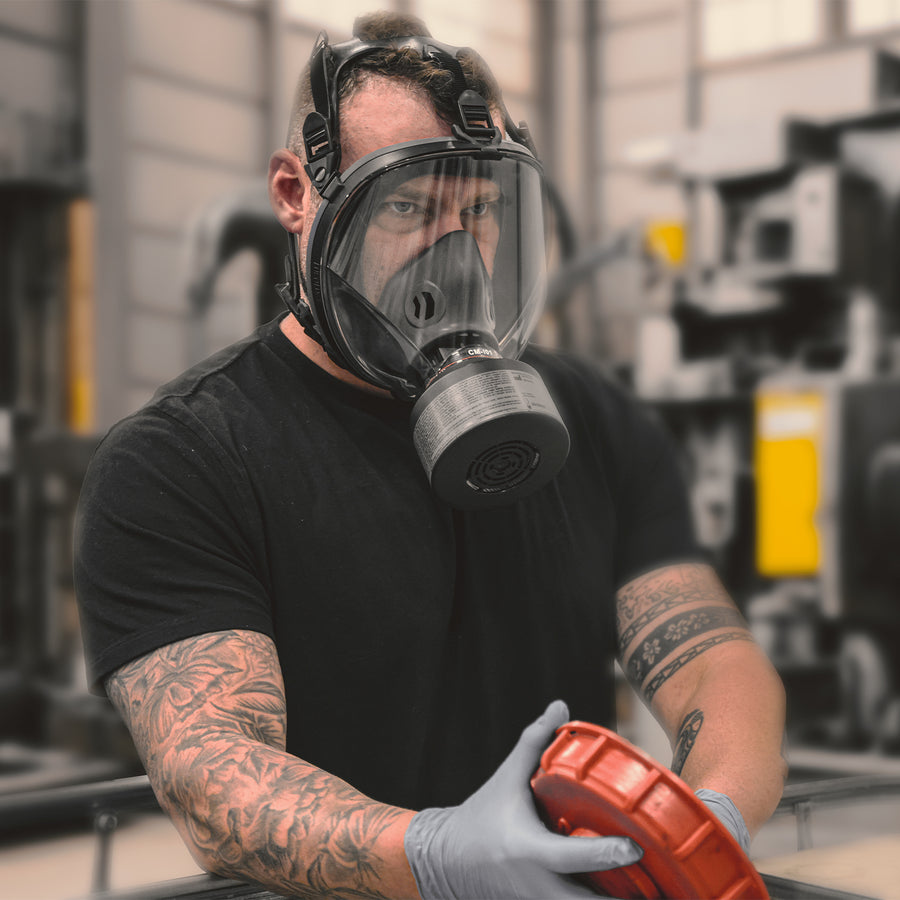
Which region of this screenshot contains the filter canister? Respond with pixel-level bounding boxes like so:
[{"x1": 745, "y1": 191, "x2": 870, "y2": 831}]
[{"x1": 410, "y1": 357, "x2": 569, "y2": 509}]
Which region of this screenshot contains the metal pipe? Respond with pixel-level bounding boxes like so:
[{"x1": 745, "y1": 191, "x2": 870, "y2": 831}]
[{"x1": 0, "y1": 774, "x2": 157, "y2": 831}]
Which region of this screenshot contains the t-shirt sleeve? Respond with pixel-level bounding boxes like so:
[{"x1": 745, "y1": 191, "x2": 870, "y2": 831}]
[
  {"x1": 74, "y1": 405, "x2": 274, "y2": 695},
  {"x1": 609, "y1": 390, "x2": 704, "y2": 588}
]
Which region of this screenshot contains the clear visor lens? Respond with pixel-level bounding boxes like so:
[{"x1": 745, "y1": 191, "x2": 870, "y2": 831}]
[{"x1": 320, "y1": 153, "x2": 547, "y2": 395}]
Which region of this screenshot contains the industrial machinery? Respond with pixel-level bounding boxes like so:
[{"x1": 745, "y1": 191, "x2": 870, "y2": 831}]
[
  {"x1": 631, "y1": 54, "x2": 900, "y2": 753},
  {"x1": 0, "y1": 110, "x2": 132, "y2": 795}
]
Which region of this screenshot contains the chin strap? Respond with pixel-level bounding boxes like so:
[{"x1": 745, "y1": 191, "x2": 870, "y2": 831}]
[
  {"x1": 275, "y1": 233, "x2": 381, "y2": 380},
  {"x1": 275, "y1": 233, "x2": 333, "y2": 357}
]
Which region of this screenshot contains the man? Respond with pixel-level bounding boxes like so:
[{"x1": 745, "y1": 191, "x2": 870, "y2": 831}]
[{"x1": 75, "y1": 11, "x2": 785, "y2": 899}]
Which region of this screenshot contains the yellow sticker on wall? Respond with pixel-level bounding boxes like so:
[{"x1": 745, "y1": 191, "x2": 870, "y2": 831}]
[{"x1": 644, "y1": 220, "x2": 686, "y2": 268}]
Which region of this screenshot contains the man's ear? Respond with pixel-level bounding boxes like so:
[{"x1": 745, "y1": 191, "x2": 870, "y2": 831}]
[{"x1": 268, "y1": 149, "x2": 310, "y2": 233}]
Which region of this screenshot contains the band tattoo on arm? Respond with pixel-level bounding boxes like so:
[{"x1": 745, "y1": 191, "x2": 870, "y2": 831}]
[
  {"x1": 616, "y1": 563, "x2": 755, "y2": 703},
  {"x1": 105, "y1": 630, "x2": 407, "y2": 900},
  {"x1": 625, "y1": 607, "x2": 747, "y2": 686},
  {"x1": 671, "y1": 708, "x2": 704, "y2": 776}
]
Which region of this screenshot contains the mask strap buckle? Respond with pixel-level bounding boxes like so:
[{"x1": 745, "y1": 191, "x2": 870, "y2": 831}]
[
  {"x1": 453, "y1": 90, "x2": 501, "y2": 146},
  {"x1": 303, "y1": 113, "x2": 341, "y2": 197},
  {"x1": 275, "y1": 235, "x2": 302, "y2": 319},
  {"x1": 304, "y1": 33, "x2": 343, "y2": 197},
  {"x1": 422, "y1": 45, "x2": 500, "y2": 146}
]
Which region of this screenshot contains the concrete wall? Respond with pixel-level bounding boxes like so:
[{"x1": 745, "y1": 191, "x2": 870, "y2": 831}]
[{"x1": 86, "y1": 0, "x2": 295, "y2": 424}]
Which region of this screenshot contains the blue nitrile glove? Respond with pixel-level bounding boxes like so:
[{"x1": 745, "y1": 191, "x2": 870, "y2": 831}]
[
  {"x1": 695, "y1": 788, "x2": 751, "y2": 855},
  {"x1": 404, "y1": 700, "x2": 643, "y2": 899}
]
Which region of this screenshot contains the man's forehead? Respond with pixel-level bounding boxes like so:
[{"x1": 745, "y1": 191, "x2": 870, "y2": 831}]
[
  {"x1": 339, "y1": 77, "x2": 450, "y2": 166},
  {"x1": 385, "y1": 173, "x2": 502, "y2": 198}
]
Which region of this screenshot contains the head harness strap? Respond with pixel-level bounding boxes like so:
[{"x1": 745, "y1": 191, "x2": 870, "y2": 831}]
[{"x1": 302, "y1": 32, "x2": 509, "y2": 198}]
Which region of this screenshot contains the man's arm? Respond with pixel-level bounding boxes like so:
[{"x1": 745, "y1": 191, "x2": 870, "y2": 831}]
[
  {"x1": 616, "y1": 562, "x2": 787, "y2": 837},
  {"x1": 105, "y1": 629, "x2": 418, "y2": 899}
]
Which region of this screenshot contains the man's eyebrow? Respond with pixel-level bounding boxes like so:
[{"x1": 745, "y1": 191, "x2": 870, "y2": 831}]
[
  {"x1": 385, "y1": 183, "x2": 431, "y2": 201},
  {"x1": 472, "y1": 184, "x2": 502, "y2": 201},
  {"x1": 384, "y1": 179, "x2": 503, "y2": 201}
]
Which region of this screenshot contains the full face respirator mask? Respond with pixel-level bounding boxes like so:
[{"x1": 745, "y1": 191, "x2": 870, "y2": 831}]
[{"x1": 277, "y1": 31, "x2": 569, "y2": 509}]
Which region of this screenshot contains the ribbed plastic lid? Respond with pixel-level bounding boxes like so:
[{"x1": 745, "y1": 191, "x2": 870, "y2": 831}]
[{"x1": 531, "y1": 721, "x2": 769, "y2": 899}]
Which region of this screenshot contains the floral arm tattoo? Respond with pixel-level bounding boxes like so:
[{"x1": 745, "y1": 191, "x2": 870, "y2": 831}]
[
  {"x1": 616, "y1": 563, "x2": 754, "y2": 704},
  {"x1": 105, "y1": 630, "x2": 411, "y2": 899}
]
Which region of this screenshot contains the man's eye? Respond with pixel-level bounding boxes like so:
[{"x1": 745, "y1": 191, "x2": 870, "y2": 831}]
[
  {"x1": 464, "y1": 200, "x2": 498, "y2": 217},
  {"x1": 373, "y1": 198, "x2": 429, "y2": 234},
  {"x1": 387, "y1": 200, "x2": 418, "y2": 215}
]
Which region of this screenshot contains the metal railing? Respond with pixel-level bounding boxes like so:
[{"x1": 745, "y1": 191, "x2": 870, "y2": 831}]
[
  {"x1": 774, "y1": 774, "x2": 900, "y2": 852},
  {"x1": 4, "y1": 773, "x2": 900, "y2": 898},
  {"x1": 0, "y1": 774, "x2": 157, "y2": 893}
]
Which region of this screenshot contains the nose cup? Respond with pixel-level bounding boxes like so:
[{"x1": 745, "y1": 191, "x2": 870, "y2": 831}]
[{"x1": 379, "y1": 230, "x2": 496, "y2": 353}]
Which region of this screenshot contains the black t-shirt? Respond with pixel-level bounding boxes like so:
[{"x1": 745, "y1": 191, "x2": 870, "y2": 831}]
[{"x1": 74, "y1": 315, "x2": 700, "y2": 810}]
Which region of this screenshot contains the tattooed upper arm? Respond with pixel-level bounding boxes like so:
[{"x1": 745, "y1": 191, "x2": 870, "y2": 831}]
[
  {"x1": 616, "y1": 563, "x2": 754, "y2": 706},
  {"x1": 105, "y1": 629, "x2": 286, "y2": 782}
]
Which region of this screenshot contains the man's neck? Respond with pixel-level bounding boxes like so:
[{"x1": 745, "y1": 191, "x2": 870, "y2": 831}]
[{"x1": 279, "y1": 313, "x2": 394, "y2": 398}]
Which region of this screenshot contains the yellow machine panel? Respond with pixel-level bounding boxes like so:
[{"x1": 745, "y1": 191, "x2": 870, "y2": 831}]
[{"x1": 755, "y1": 390, "x2": 824, "y2": 576}]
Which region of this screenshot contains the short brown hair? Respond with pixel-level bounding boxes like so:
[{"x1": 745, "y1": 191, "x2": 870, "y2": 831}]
[{"x1": 286, "y1": 11, "x2": 505, "y2": 156}]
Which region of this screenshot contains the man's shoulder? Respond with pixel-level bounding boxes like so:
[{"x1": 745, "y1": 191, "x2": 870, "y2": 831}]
[
  {"x1": 150, "y1": 317, "x2": 284, "y2": 410},
  {"x1": 96, "y1": 319, "x2": 289, "y2": 460}
]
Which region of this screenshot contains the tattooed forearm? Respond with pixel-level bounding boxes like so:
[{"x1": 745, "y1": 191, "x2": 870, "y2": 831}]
[
  {"x1": 617, "y1": 563, "x2": 755, "y2": 704},
  {"x1": 163, "y1": 739, "x2": 404, "y2": 898},
  {"x1": 671, "y1": 709, "x2": 703, "y2": 776},
  {"x1": 105, "y1": 630, "x2": 412, "y2": 900}
]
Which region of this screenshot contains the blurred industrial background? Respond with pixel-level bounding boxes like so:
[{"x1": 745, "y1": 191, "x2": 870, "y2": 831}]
[{"x1": 3, "y1": 0, "x2": 900, "y2": 897}]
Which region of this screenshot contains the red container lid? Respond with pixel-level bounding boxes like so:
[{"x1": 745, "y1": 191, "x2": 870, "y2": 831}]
[{"x1": 531, "y1": 721, "x2": 769, "y2": 899}]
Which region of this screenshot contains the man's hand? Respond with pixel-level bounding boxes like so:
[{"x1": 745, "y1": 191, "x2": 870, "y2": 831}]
[{"x1": 404, "y1": 700, "x2": 643, "y2": 899}]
